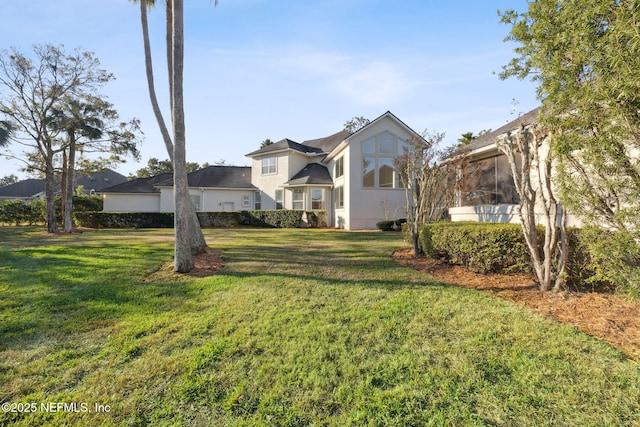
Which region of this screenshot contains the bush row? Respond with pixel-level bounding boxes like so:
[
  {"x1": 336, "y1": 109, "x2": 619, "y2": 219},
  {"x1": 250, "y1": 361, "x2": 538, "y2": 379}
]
[
  {"x1": 419, "y1": 222, "x2": 591, "y2": 284},
  {"x1": 74, "y1": 210, "x2": 327, "y2": 229},
  {"x1": 0, "y1": 196, "x2": 103, "y2": 226}
]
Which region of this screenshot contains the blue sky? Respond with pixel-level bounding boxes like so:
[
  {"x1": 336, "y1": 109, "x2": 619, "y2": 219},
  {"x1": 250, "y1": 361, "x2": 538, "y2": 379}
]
[{"x1": 0, "y1": 0, "x2": 539, "y2": 178}]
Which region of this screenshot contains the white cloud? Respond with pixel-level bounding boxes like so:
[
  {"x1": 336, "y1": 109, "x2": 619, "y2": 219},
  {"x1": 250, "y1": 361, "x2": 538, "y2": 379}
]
[{"x1": 269, "y1": 47, "x2": 418, "y2": 107}]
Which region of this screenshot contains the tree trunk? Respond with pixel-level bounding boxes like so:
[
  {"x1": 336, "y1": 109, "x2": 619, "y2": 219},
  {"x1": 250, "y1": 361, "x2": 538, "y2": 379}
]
[
  {"x1": 139, "y1": 0, "x2": 207, "y2": 257},
  {"x1": 44, "y1": 162, "x2": 57, "y2": 234},
  {"x1": 63, "y1": 133, "x2": 76, "y2": 233},
  {"x1": 171, "y1": 0, "x2": 194, "y2": 272},
  {"x1": 140, "y1": 0, "x2": 174, "y2": 158}
]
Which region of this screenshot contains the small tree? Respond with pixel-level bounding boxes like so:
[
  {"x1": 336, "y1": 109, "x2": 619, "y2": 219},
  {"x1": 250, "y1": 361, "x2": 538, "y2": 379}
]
[
  {"x1": 260, "y1": 139, "x2": 274, "y2": 148},
  {"x1": 344, "y1": 116, "x2": 370, "y2": 134},
  {"x1": 0, "y1": 45, "x2": 114, "y2": 233},
  {"x1": 395, "y1": 131, "x2": 452, "y2": 256},
  {"x1": 497, "y1": 123, "x2": 567, "y2": 292}
]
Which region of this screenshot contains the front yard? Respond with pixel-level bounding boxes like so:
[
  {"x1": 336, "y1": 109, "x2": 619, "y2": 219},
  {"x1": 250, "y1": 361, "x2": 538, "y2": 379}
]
[{"x1": 0, "y1": 227, "x2": 639, "y2": 426}]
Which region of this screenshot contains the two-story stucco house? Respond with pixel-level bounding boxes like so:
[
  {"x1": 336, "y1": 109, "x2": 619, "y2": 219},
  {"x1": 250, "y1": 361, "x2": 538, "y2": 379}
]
[
  {"x1": 245, "y1": 111, "x2": 420, "y2": 229},
  {"x1": 102, "y1": 111, "x2": 422, "y2": 230}
]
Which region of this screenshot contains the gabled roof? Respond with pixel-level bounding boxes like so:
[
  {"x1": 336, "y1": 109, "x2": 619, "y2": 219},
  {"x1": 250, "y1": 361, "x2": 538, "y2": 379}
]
[
  {"x1": 0, "y1": 169, "x2": 127, "y2": 198},
  {"x1": 302, "y1": 130, "x2": 351, "y2": 154},
  {"x1": 457, "y1": 107, "x2": 542, "y2": 154},
  {"x1": 245, "y1": 111, "x2": 423, "y2": 162},
  {"x1": 246, "y1": 138, "x2": 324, "y2": 157},
  {"x1": 75, "y1": 169, "x2": 127, "y2": 191},
  {"x1": 101, "y1": 172, "x2": 173, "y2": 193},
  {"x1": 103, "y1": 166, "x2": 255, "y2": 193},
  {"x1": 284, "y1": 163, "x2": 333, "y2": 186},
  {"x1": 347, "y1": 110, "x2": 420, "y2": 142},
  {"x1": 0, "y1": 179, "x2": 46, "y2": 198},
  {"x1": 159, "y1": 166, "x2": 254, "y2": 189}
]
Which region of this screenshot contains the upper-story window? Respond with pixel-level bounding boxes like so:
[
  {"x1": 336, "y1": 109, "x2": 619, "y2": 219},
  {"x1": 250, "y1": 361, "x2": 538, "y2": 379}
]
[
  {"x1": 261, "y1": 157, "x2": 276, "y2": 175},
  {"x1": 335, "y1": 156, "x2": 344, "y2": 178},
  {"x1": 362, "y1": 131, "x2": 401, "y2": 188}
]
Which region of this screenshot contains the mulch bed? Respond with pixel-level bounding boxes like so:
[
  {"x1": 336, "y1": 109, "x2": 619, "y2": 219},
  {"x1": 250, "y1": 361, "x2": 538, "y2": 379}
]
[{"x1": 392, "y1": 248, "x2": 640, "y2": 362}]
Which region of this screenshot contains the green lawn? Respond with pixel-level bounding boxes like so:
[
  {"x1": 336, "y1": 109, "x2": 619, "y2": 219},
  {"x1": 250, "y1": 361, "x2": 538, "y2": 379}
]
[{"x1": 0, "y1": 227, "x2": 639, "y2": 426}]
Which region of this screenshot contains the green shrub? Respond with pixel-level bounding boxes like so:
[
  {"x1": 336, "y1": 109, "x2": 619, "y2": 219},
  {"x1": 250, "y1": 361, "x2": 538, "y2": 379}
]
[
  {"x1": 74, "y1": 212, "x2": 175, "y2": 228},
  {"x1": 75, "y1": 210, "x2": 309, "y2": 229},
  {"x1": 305, "y1": 211, "x2": 327, "y2": 228},
  {"x1": 376, "y1": 218, "x2": 406, "y2": 231},
  {"x1": 579, "y1": 226, "x2": 640, "y2": 299},
  {"x1": 420, "y1": 222, "x2": 530, "y2": 273},
  {"x1": 241, "y1": 210, "x2": 304, "y2": 228},
  {"x1": 197, "y1": 212, "x2": 243, "y2": 228},
  {"x1": 419, "y1": 222, "x2": 591, "y2": 283}
]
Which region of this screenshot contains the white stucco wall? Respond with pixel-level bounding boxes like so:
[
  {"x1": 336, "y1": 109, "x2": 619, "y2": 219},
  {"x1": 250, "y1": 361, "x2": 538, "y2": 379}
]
[
  {"x1": 251, "y1": 153, "x2": 290, "y2": 210},
  {"x1": 159, "y1": 187, "x2": 255, "y2": 212},
  {"x1": 103, "y1": 193, "x2": 160, "y2": 212},
  {"x1": 449, "y1": 205, "x2": 583, "y2": 227},
  {"x1": 339, "y1": 117, "x2": 411, "y2": 230}
]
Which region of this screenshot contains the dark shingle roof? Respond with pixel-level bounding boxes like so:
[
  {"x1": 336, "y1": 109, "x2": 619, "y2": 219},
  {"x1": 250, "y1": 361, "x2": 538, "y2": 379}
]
[
  {"x1": 103, "y1": 167, "x2": 254, "y2": 193},
  {"x1": 182, "y1": 166, "x2": 253, "y2": 188},
  {"x1": 458, "y1": 107, "x2": 542, "y2": 153},
  {"x1": 101, "y1": 172, "x2": 173, "y2": 193},
  {"x1": 302, "y1": 130, "x2": 351, "y2": 154},
  {"x1": 0, "y1": 169, "x2": 127, "y2": 197},
  {"x1": 285, "y1": 163, "x2": 333, "y2": 186},
  {"x1": 0, "y1": 179, "x2": 45, "y2": 197},
  {"x1": 246, "y1": 138, "x2": 324, "y2": 157},
  {"x1": 75, "y1": 169, "x2": 127, "y2": 191}
]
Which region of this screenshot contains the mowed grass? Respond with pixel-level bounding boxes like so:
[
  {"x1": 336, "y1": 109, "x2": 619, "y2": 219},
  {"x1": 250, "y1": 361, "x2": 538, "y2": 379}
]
[{"x1": 0, "y1": 227, "x2": 639, "y2": 426}]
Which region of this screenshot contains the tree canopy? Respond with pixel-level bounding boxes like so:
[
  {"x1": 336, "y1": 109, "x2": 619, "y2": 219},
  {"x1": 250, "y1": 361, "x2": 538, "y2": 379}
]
[
  {"x1": 0, "y1": 44, "x2": 140, "y2": 232},
  {"x1": 500, "y1": 0, "x2": 640, "y2": 296},
  {"x1": 344, "y1": 116, "x2": 370, "y2": 134},
  {"x1": 130, "y1": 157, "x2": 209, "y2": 179}
]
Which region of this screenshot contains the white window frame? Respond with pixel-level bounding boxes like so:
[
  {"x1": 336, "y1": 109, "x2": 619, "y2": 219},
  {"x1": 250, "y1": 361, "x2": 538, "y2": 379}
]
[
  {"x1": 292, "y1": 189, "x2": 304, "y2": 210},
  {"x1": 190, "y1": 194, "x2": 201, "y2": 211},
  {"x1": 311, "y1": 188, "x2": 324, "y2": 210},
  {"x1": 275, "y1": 189, "x2": 283, "y2": 209},
  {"x1": 361, "y1": 132, "x2": 400, "y2": 189},
  {"x1": 261, "y1": 157, "x2": 277, "y2": 175},
  {"x1": 241, "y1": 194, "x2": 251, "y2": 208},
  {"x1": 335, "y1": 186, "x2": 344, "y2": 209},
  {"x1": 335, "y1": 156, "x2": 344, "y2": 178},
  {"x1": 254, "y1": 191, "x2": 262, "y2": 210}
]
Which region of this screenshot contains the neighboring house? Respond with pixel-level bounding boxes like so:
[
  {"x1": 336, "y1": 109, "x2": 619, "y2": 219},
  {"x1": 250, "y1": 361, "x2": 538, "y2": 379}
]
[
  {"x1": 101, "y1": 111, "x2": 422, "y2": 230},
  {"x1": 102, "y1": 167, "x2": 255, "y2": 213},
  {"x1": 246, "y1": 111, "x2": 419, "y2": 230},
  {"x1": 449, "y1": 107, "x2": 582, "y2": 227},
  {"x1": 0, "y1": 169, "x2": 126, "y2": 201}
]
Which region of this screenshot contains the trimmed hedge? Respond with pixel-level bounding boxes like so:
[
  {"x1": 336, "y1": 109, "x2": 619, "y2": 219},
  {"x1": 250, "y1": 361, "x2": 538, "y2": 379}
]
[
  {"x1": 0, "y1": 196, "x2": 103, "y2": 226},
  {"x1": 74, "y1": 210, "x2": 323, "y2": 229},
  {"x1": 419, "y1": 222, "x2": 591, "y2": 284},
  {"x1": 376, "y1": 218, "x2": 406, "y2": 231},
  {"x1": 74, "y1": 212, "x2": 175, "y2": 228},
  {"x1": 242, "y1": 210, "x2": 304, "y2": 228}
]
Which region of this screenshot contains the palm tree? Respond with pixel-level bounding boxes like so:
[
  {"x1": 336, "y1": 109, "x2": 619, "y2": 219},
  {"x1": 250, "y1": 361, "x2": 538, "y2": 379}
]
[
  {"x1": 135, "y1": 0, "x2": 213, "y2": 271},
  {"x1": 0, "y1": 120, "x2": 12, "y2": 147}
]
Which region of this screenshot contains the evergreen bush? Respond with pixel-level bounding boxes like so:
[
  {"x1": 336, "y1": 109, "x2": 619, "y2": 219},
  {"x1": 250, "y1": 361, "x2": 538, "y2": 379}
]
[{"x1": 419, "y1": 222, "x2": 591, "y2": 285}]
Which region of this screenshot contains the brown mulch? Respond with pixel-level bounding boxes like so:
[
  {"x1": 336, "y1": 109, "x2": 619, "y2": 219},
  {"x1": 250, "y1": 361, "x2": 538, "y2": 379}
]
[
  {"x1": 191, "y1": 247, "x2": 225, "y2": 275},
  {"x1": 144, "y1": 247, "x2": 225, "y2": 282},
  {"x1": 392, "y1": 248, "x2": 640, "y2": 362}
]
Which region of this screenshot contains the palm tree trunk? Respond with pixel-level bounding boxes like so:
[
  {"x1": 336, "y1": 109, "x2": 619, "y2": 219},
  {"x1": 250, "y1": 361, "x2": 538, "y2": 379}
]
[
  {"x1": 44, "y1": 160, "x2": 57, "y2": 234},
  {"x1": 139, "y1": 0, "x2": 206, "y2": 257},
  {"x1": 140, "y1": 0, "x2": 173, "y2": 157},
  {"x1": 63, "y1": 132, "x2": 76, "y2": 233},
  {"x1": 171, "y1": 0, "x2": 194, "y2": 272}
]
